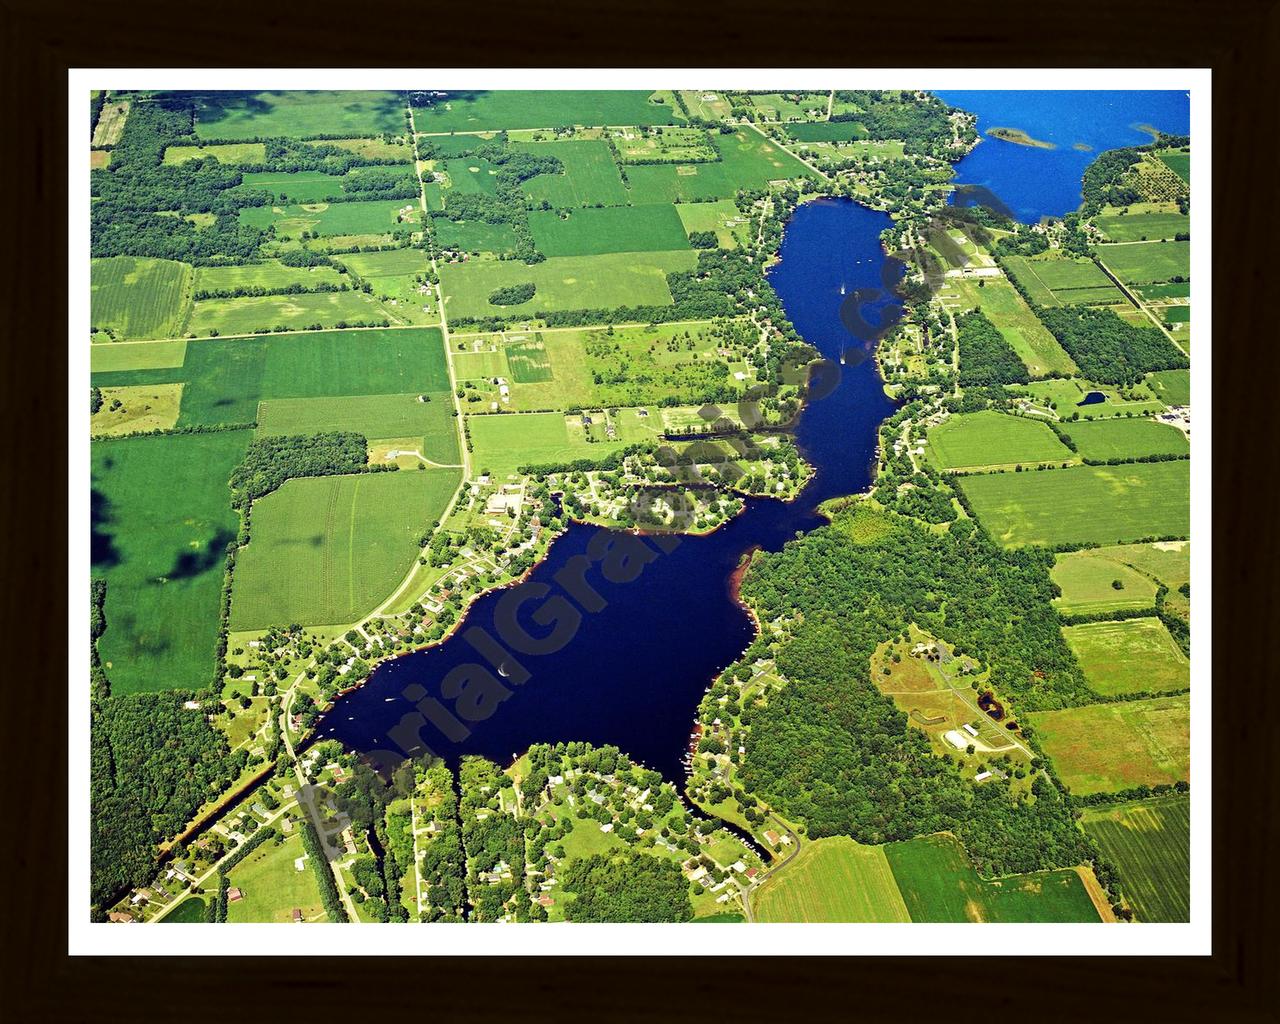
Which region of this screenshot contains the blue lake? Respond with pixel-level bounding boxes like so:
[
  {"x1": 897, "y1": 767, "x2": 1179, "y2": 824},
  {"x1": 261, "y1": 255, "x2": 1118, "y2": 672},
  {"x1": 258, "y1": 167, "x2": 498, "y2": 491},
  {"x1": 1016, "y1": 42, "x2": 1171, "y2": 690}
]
[
  {"x1": 936, "y1": 90, "x2": 1191, "y2": 222},
  {"x1": 319, "y1": 199, "x2": 899, "y2": 782}
]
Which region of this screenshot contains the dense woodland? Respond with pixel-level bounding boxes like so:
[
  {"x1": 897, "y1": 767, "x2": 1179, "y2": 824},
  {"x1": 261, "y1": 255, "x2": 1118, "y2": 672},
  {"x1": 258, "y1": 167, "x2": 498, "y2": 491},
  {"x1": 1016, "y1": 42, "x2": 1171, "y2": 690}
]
[
  {"x1": 956, "y1": 308, "x2": 1031, "y2": 387},
  {"x1": 1036, "y1": 307, "x2": 1188, "y2": 385},
  {"x1": 561, "y1": 851, "x2": 694, "y2": 922}
]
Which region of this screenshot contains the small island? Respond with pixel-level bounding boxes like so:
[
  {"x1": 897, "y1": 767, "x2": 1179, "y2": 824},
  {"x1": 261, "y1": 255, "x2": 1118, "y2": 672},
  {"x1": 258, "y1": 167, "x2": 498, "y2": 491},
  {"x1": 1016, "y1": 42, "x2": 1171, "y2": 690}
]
[{"x1": 987, "y1": 125, "x2": 1057, "y2": 149}]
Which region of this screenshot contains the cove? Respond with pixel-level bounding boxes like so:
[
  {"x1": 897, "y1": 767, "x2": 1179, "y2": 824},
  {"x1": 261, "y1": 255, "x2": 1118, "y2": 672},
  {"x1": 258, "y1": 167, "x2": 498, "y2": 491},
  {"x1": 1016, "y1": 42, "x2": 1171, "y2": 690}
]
[
  {"x1": 937, "y1": 90, "x2": 1190, "y2": 222},
  {"x1": 317, "y1": 199, "x2": 900, "y2": 783}
]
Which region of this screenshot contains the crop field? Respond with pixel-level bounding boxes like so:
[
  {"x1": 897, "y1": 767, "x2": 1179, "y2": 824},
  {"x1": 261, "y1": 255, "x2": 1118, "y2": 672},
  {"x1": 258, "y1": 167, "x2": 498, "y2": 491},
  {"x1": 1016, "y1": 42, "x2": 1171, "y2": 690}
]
[
  {"x1": 529, "y1": 205, "x2": 690, "y2": 257},
  {"x1": 231, "y1": 468, "x2": 459, "y2": 629},
  {"x1": 513, "y1": 140, "x2": 629, "y2": 208},
  {"x1": 1001, "y1": 254, "x2": 1124, "y2": 307},
  {"x1": 235, "y1": 169, "x2": 410, "y2": 203},
  {"x1": 192, "y1": 90, "x2": 406, "y2": 139},
  {"x1": 1064, "y1": 417, "x2": 1189, "y2": 461},
  {"x1": 188, "y1": 291, "x2": 391, "y2": 336},
  {"x1": 1139, "y1": 281, "x2": 1191, "y2": 302},
  {"x1": 1144, "y1": 368, "x2": 1191, "y2": 405},
  {"x1": 1094, "y1": 240, "x2": 1190, "y2": 286},
  {"x1": 336, "y1": 249, "x2": 427, "y2": 278},
  {"x1": 925, "y1": 410, "x2": 1073, "y2": 471},
  {"x1": 309, "y1": 137, "x2": 414, "y2": 161},
  {"x1": 92, "y1": 99, "x2": 130, "y2": 146},
  {"x1": 91, "y1": 256, "x2": 194, "y2": 340},
  {"x1": 224, "y1": 833, "x2": 326, "y2": 923},
  {"x1": 1082, "y1": 795, "x2": 1190, "y2": 922},
  {"x1": 625, "y1": 128, "x2": 814, "y2": 204},
  {"x1": 1093, "y1": 211, "x2": 1189, "y2": 243},
  {"x1": 885, "y1": 833, "x2": 1100, "y2": 923},
  {"x1": 91, "y1": 384, "x2": 184, "y2": 437},
  {"x1": 1051, "y1": 548, "x2": 1160, "y2": 615},
  {"x1": 443, "y1": 157, "x2": 499, "y2": 194},
  {"x1": 412, "y1": 90, "x2": 677, "y2": 133},
  {"x1": 962, "y1": 277, "x2": 1077, "y2": 376},
  {"x1": 1158, "y1": 151, "x2": 1191, "y2": 183},
  {"x1": 451, "y1": 342, "x2": 508, "y2": 380},
  {"x1": 239, "y1": 199, "x2": 417, "y2": 237},
  {"x1": 437, "y1": 250, "x2": 697, "y2": 320},
  {"x1": 256, "y1": 393, "x2": 459, "y2": 463},
  {"x1": 1063, "y1": 618, "x2": 1189, "y2": 697},
  {"x1": 163, "y1": 142, "x2": 267, "y2": 165},
  {"x1": 1105, "y1": 540, "x2": 1190, "y2": 592},
  {"x1": 1027, "y1": 695, "x2": 1190, "y2": 796},
  {"x1": 505, "y1": 336, "x2": 554, "y2": 382},
  {"x1": 194, "y1": 260, "x2": 346, "y2": 293},
  {"x1": 753, "y1": 838, "x2": 910, "y2": 923},
  {"x1": 957, "y1": 461, "x2": 1189, "y2": 547},
  {"x1": 432, "y1": 217, "x2": 520, "y2": 255},
  {"x1": 467, "y1": 411, "x2": 631, "y2": 477},
  {"x1": 91, "y1": 429, "x2": 251, "y2": 693},
  {"x1": 675, "y1": 200, "x2": 751, "y2": 249},
  {"x1": 90, "y1": 339, "x2": 187, "y2": 373}
]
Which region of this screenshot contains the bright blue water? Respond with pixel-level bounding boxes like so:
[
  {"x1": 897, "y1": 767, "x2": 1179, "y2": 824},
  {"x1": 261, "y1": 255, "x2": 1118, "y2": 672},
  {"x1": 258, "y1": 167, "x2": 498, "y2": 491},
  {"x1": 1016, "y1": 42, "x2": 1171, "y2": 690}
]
[
  {"x1": 319, "y1": 200, "x2": 899, "y2": 782},
  {"x1": 937, "y1": 90, "x2": 1191, "y2": 222}
]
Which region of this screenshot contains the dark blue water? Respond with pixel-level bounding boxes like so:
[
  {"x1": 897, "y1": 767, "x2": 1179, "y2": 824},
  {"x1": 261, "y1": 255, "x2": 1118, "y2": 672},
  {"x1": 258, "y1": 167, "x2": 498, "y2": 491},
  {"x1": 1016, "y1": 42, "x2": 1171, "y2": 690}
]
[
  {"x1": 319, "y1": 199, "x2": 899, "y2": 782},
  {"x1": 1078, "y1": 391, "x2": 1105, "y2": 406},
  {"x1": 937, "y1": 90, "x2": 1191, "y2": 222}
]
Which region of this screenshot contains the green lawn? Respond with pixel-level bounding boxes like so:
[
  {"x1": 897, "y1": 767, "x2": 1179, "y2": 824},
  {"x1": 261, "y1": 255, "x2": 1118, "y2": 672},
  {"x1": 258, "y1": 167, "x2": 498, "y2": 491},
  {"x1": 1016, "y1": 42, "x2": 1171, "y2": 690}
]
[
  {"x1": 885, "y1": 833, "x2": 1100, "y2": 923},
  {"x1": 514, "y1": 139, "x2": 629, "y2": 208},
  {"x1": 926, "y1": 411, "x2": 1073, "y2": 471},
  {"x1": 225, "y1": 833, "x2": 326, "y2": 923},
  {"x1": 1063, "y1": 418, "x2": 1189, "y2": 461},
  {"x1": 159, "y1": 896, "x2": 208, "y2": 922},
  {"x1": 1094, "y1": 241, "x2": 1190, "y2": 286},
  {"x1": 231, "y1": 468, "x2": 460, "y2": 629},
  {"x1": 753, "y1": 837, "x2": 910, "y2": 923},
  {"x1": 412, "y1": 91, "x2": 677, "y2": 133},
  {"x1": 1027, "y1": 695, "x2": 1190, "y2": 796},
  {"x1": 1062, "y1": 618, "x2": 1189, "y2": 696},
  {"x1": 1082, "y1": 795, "x2": 1190, "y2": 922},
  {"x1": 193, "y1": 90, "x2": 407, "y2": 139},
  {"x1": 92, "y1": 430, "x2": 251, "y2": 693},
  {"x1": 957, "y1": 461, "x2": 1190, "y2": 547},
  {"x1": 528, "y1": 205, "x2": 690, "y2": 257},
  {"x1": 1051, "y1": 548, "x2": 1161, "y2": 615},
  {"x1": 91, "y1": 256, "x2": 194, "y2": 340},
  {"x1": 785, "y1": 121, "x2": 869, "y2": 143},
  {"x1": 255, "y1": 393, "x2": 459, "y2": 463},
  {"x1": 438, "y1": 250, "x2": 697, "y2": 320},
  {"x1": 467, "y1": 411, "x2": 631, "y2": 477}
]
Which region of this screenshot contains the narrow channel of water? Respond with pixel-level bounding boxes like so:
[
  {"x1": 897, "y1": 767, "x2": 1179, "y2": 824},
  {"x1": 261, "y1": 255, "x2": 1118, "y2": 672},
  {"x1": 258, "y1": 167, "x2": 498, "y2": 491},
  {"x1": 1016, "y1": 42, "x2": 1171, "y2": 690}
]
[{"x1": 319, "y1": 199, "x2": 900, "y2": 783}]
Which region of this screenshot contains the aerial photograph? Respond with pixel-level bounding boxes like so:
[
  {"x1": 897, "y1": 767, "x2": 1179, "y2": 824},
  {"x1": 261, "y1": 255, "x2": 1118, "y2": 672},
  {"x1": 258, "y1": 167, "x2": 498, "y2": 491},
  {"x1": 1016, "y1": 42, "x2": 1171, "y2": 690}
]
[{"x1": 85, "y1": 84, "x2": 1195, "y2": 930}]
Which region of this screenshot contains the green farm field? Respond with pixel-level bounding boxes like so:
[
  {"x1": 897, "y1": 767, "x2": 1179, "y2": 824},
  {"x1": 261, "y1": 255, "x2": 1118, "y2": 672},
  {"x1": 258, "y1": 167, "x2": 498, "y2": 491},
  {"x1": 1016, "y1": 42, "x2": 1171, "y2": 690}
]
[
  {"x1": 91, "y1": 256, "x2": 194, "y2": 340},
  {"x1": 785, "y1": 121, "x2": 869, "y2": 143},
  {"x1": 1064, "y1": 417, "x2": 1189, "y2": 461},
  {"x1": 231, "y1": 468, "x2": 459, "y2": 629},
  {"x1": 675, "y1": 200, "x2": 751, "y2": 249},
  {"x1": 239, "y1": 199, "x2": 417, "y2": 237},
  {"x1": 163, "y1": 142, "x2": 266, "y2": 165},
  {"x1": 885, "y1": 833, "x2": 1100, "y2": 923},
  {"x1": 1082, "y1": 795, "x2": 1190, "y2": 922},
  {"x1": 1013, "y1": 377, "x2": 1165, "y2": 419},
  {"x1": 432, "y1": 217, "x2": 520, "y2": 255},
  {"x1": 90, "y1": 340, "x2": 187, "y2": 373},
  {"x1": 963, "y1": 277, "x2": 1077, "y2": 376},
  {"x1": 443, "y1": 157, "x2": 499, "y2": 195},
  {"x1": 467, "y1": 411, "x2": 630, "y2": 477},
  {"x1": 528, "y1": 205, "x2": 690, "y2": 257},
  {"x1": 753, "y1": 837, "x2": 910, "y2": 923},
  {"x1": 1051, "y1": 548, "x2": 1160, "y2": 615},
  {"x1": 957, "y1": 461, "x2": 1190, "y2": 547},
  {"x1": 255, "y1": 393, "x2": 459, "y2": 464},
  {"x1": 1158, "y1": 151, "x2": 1191, "y2": 183},
  {"x1": 92, "y1": 429, "x2": 251, "y2": 693},
  {"x1": 1093, "y1": 211, "x2": 1189, "y2": 243},
  {"x1": 1028, "y1": 695, "x2": 1190, "y2": 796},
  {"x1": 438, "y1": 250, "x2": 698, "y2": 320},
  {"x1": 412, "y1": 90, "x2": 677, "y2": 133},
  {"x1": 1062, "y1": 618, "x2": 1189, "y2": 697},
  {"x1": 625, "y1": 128, "x2": 814, "y2": 204},
  {"x1": 193, "y1": 260, "x2": 347, "y2": 293},
  {"x1": 1094, "y1": 240, "x2": 1190, "y2": 286},
  {"x1": 1144, "y1": 368, "x2": 1191, "y2": 406},
  {"x1": 224, "y1": 833, "x2": 326, "y2": 923},
  {"x1": 1001, "y1": 254, "x2": 1123, "y2": 307},
  {"x1": 925, "y1": 411, "x2": 1073, "y2": 471},
  {"x1": 514, "y1": 139, "x2": 629, "y2": 208},
  {"x1": 188, "y1": 291, "x2": 391, "y2": 336},
  {"x1": 159, "y1": 896, "x2": 208, "y2": 922},
  {"x1": 193, "y1": 90, "x2": 407, "y2": 139},
  {"x1": 336, "y1": 249, "x2": 427, "y2": 278}
]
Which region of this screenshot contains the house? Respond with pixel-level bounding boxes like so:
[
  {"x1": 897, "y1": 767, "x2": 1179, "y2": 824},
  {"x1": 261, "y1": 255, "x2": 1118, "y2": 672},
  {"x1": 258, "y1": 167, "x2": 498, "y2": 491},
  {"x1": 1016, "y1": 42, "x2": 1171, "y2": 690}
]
[
  {"x1": 536, "y1": 894, "x2": 554, "y2": 908},
  {"x1": 228, "y1": 887, "x2": 244, "y2": 903},
  {"x1": 745, "y1": 867, "x2": 759, "y2": 880},
  {"x1": 281, "y1": 817, "x2": 294, "y2": 834},
  {"x1": 975, "y1": 770, "x2": 994, "y2": 783},
  {"x1": 292, "y1": 908, "x2": 303, "y2": 923},
  {"x1": 763, "y1": 830, "x2": 781, "y2": 846},
  {"x1": 962, "y1": 723, "x2": 979, "y2": 738},
  {"x1": 731, "y1": 860, "x2": 748, "y2": 873},
  {"x1": 107, "y1": 912, "x2": 134, "y2": 923}
]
